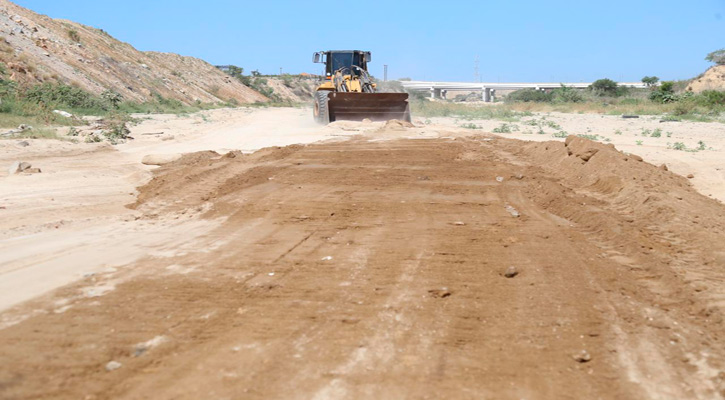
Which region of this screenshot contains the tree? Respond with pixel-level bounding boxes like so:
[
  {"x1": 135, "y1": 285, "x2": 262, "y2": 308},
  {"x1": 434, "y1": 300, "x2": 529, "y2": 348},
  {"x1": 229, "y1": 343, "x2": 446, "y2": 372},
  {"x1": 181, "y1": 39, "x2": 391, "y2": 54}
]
[
  {"x1": 251, "y1": 70, "x2": 262, "y2": 77},
  {"x1": 705, "y1": 49, "x2": 725, "y2": 65},
  {"x1": 641, "y1": 76, "x2": 659, "y2": 87},
  {"x1": 226, "y1": 65, "x2": 244, "y2": 79},
  {"x1": 589, "y1": 78, "x2": 619, "y2": 96}
]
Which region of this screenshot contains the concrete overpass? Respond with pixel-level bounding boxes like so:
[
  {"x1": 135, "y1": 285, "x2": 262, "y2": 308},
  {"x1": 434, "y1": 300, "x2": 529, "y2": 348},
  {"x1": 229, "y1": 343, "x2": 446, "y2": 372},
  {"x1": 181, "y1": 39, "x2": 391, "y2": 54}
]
[{"x1": 399, "y1": 81, "x2": 650, "y2": 102}]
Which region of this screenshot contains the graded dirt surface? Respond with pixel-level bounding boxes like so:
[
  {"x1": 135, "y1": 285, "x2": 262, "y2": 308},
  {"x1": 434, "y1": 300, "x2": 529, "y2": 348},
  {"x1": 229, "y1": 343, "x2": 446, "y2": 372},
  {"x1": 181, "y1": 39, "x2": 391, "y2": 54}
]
[{"x1": 1, "y1": 112, "x2": 724, "y2": 399}]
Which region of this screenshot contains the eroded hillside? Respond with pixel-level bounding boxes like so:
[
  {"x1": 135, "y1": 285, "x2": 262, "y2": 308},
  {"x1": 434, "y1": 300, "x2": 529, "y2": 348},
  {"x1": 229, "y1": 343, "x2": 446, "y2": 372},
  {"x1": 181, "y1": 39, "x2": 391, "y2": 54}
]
[{"x1": 0, "y1": 0, "x2": 267, "y2": 104}]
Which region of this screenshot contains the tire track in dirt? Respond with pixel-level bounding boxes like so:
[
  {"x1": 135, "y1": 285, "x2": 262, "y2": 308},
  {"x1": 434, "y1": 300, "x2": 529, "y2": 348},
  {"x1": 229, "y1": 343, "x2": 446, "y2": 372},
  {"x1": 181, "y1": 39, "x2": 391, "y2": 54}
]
[{"x1": 1, "y1": 136, "x2": 724, "y2": 399}]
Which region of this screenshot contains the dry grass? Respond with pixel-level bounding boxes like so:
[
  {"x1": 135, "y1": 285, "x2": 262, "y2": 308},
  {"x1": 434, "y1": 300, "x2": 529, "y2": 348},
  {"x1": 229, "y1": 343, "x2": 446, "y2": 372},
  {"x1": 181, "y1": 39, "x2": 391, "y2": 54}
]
[
  {"x1": 0, "y1": 39, "x2": 14, "y2": 55},
  {"x1": 410, "y1": 100, "x2": 530, "y2": 121},
  {"x1": 412, "y1": 98, "x2": 724, "y2": 123},
  {"x1": 504, "y1": 101, "x2": 724, "y2": 121},
  {"x1": 0, "y1": 126, "x2": 63, "y2": 140}
]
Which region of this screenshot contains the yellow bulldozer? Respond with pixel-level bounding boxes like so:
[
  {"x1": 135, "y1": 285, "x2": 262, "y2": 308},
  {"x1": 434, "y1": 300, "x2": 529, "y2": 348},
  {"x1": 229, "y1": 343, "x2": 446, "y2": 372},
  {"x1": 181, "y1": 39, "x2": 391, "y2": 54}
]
[{"x1": 312, "y1": 50, "x2": 411, "y2": 124}]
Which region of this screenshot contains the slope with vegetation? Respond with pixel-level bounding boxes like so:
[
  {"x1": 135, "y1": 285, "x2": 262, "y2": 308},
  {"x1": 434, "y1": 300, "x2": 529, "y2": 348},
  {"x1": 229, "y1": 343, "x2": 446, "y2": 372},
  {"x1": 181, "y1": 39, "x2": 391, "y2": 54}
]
[{"x1": 0, "y1": 0, "x2": 266, "y2": 109}]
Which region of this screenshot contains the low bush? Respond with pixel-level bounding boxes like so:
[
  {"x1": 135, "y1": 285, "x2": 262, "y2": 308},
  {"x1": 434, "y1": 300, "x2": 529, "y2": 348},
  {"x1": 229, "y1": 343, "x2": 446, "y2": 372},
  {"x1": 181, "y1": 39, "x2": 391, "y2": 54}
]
[
  {"x1": 551, "y1": 85, "x2": 584, "y2": 103},
  {"x1": 24, "y1": 83, "x2": 105, "y2": 110},
  {"x1": 696, "y1": 90, "x2": 725, "y2": 106},
  {"x1": 650, "y1": 81, "x2": 676, "y2": 103},
  {"x1": 506, "y1": 89, "x2": 552, "y2": 103}
]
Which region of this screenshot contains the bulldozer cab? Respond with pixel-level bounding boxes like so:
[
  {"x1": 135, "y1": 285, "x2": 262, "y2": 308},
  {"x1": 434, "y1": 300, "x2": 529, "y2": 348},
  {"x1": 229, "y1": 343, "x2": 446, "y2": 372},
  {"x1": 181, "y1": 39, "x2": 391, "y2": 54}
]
[
  {"x1": 312, "y1": 49, "x2": 410, "y2": 124},
  {"x1": 314, "y1": 50, "x2": 371, "y2": 78}
]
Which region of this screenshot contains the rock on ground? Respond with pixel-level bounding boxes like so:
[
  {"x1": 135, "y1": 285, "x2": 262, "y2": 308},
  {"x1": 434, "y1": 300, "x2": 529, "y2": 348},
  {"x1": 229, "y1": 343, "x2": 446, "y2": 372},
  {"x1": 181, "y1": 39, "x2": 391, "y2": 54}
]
[
  {"x1": 141, "y1": 154, "x2": 183, "y2": 166},
  {"x1": 8, "y1": 161, "x2": 32, "y2": 174}
]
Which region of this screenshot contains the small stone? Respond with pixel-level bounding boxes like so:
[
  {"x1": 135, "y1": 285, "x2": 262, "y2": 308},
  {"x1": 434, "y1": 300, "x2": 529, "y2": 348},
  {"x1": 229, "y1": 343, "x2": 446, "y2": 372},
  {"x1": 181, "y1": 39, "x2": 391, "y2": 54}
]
[
  {"x1": 453, "y1": 221, "x2": 465, "y2": 226},
  {"x1": 514, "y1": 173, "x2": 524, "y2": 180},
  {"x1": 105, "y1": 361, "x2": 122, "y2": 371},
  {"x1": 687, "y1": 174, "x2": 694, "y2": 179},
  {"x1": 52, "y1": 110, "x2": 73, "y2": 118},
  {"x1": 573, "y1": 350, "x2": 591, "y2": 363},
  {"x1": 496, "y1": 176, "x2": 504, "y2": 182},
  {"x1": 659, "y1": 164, "x2": 668, "y2": 171},
  {"x1": 321, "y1": 256, "x2": 333, "y2": 261},
  {"x1": 428, "y1": 288, "x2": 452, "y2": 298},
  {"x1": 25, "y1": 167, "x2": 42, "y2": 174},
  {"x1": 630, "y1": 154, "x2": 643, "y2": 162},
  {"x1": 504, "y1": 205, "x2": 520, "y2": 218},
  {"x1": 362, "y1": 118, "x2": 372, "y2": 124},
  {"x1": 16, "y1": 141, "x2": 29, "y2": 147},
  {"x1": 504, "y1": 266, "x2": 519, "y2": 278}
]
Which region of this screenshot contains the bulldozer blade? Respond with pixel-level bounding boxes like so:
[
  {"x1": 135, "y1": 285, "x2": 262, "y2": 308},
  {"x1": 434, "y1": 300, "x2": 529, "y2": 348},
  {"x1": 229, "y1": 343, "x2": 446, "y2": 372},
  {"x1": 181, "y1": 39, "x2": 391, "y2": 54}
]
[{"x1": 326, "y1": 92, "x2": 411, "y2": 123}]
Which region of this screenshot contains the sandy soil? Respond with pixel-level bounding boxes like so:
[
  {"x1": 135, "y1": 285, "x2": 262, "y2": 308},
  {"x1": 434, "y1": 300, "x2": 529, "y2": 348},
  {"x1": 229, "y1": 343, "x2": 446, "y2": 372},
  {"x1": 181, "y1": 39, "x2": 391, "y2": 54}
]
[
  {"x1": 1, "y1": 107, "x2": 724, "y2": 399},
  {"x1": 0, "y1": 107, "x2": 327, "y2": 313},
  {"x1": 423, "y1": 112, "x2": 725, "y2": 202}
]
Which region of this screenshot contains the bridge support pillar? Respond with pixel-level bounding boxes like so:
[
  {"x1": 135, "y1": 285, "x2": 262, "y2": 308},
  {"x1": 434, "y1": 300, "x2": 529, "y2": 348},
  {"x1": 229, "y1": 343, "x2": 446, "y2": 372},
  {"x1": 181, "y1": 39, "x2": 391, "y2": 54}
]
[
  {"x1": 490, "y1": 89, "x2": 496, "y2": 103},
  {"x1": 441, "y1": 90, "x2": 447, "y2": 100},
  {"x1": 482, "y1": 88, "x2": 492, "y2": 102}
]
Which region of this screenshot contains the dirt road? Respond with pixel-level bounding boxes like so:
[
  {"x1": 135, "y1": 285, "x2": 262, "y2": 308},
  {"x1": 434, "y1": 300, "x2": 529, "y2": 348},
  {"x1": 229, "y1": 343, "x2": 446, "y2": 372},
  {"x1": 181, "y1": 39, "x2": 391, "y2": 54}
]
[
  {"x1": 1, "y1": 117, "x2": 724, "y2": 398},
  {"x1": 0, "y1": 108, "x2": 328, "y2": 312}
]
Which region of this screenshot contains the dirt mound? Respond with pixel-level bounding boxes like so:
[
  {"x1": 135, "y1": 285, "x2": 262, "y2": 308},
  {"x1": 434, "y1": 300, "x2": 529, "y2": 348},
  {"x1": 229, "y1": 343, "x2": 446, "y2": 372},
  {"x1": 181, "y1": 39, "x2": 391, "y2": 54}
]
[
  {"x1": 0, "y1": 0, "x2": 267, "y2": 104},
  {"x1": 3, "y1": 136, "x2": 725, "y2": 399},
  {"x1": 376, "y1": 119, "x2": 414, "y2": 133},
  {"x1": 509, "y1": 136, "x2": 721, "y2": 243},
  {"x1": 687, "y1": 65, "x2": 725, "y2": 92}
]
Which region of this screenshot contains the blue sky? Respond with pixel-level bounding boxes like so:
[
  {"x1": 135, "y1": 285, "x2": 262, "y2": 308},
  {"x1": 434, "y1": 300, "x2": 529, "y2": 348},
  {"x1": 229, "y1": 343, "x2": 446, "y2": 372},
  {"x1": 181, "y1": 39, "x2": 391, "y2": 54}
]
[{"x1": 14, "y1": 0, "x2": 725, "y2": 82}]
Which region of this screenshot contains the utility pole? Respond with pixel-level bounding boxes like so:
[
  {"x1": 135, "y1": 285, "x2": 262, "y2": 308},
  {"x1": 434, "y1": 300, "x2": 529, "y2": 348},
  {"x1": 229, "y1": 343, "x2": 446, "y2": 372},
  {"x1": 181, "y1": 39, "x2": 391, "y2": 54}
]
[
  {"x1": 280, "y1": 67, "x2": 283, "y2": 76},
  {"x1": 384, "y1": 64, "x2": 388, "y2": 82},
  {"x1": 474, "y1": 55, "x2": 480, "y2": 83}
]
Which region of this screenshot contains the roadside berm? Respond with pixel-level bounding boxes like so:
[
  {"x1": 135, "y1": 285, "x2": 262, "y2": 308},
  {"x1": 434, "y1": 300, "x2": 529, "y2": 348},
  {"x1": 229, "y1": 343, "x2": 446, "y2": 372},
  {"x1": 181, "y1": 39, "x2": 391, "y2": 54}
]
[{"x1": 1, "y1": 128, "x2": 723, "y2": 399}]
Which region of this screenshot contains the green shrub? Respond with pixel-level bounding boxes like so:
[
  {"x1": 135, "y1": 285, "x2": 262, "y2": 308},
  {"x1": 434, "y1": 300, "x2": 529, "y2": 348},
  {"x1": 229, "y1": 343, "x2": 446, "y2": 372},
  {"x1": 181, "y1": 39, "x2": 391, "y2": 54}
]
[
  {"x1": 696, "y1": 90, "x2": 725, "y2": 106},
  {"x1": 551, "y1": 85, "x2": 584, "y2": 103},
  {"x1": 589, "y1": 78, "x2": 619, "y2": 96},
  {"x1": 649, "y1": 81, "x2": 676, "y2": 103},
  {"x1": 24, "y1": 83, "x2": 104, "y2": 110},
  {"x1": 506, "y1": 89, "x2": 552, "y2": 103},
  {"x1": 492, "y1": 123, "x2": 519, "y2": 133},
  {"x1": 101, "y1": 90, "x2": 123, "y2": 108}
]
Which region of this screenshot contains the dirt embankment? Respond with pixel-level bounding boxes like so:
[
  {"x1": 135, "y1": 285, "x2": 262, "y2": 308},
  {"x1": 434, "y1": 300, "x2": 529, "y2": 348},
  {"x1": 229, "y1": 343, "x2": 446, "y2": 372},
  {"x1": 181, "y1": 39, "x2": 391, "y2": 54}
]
[
  {"x1": 0, "y1": 0, "x2": 267, "y2": 104},
  {"x1": 687, "y1": 65, "x2": 725, "y2": 93},
  {"x1": 1, "y1": 132, "x2": 723, "y2": 399},
  {"x1": 264, "y1": 76, "x2": 317, "y2": 103}
]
